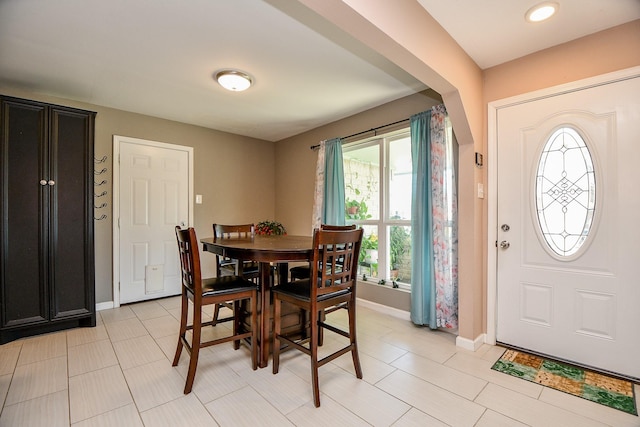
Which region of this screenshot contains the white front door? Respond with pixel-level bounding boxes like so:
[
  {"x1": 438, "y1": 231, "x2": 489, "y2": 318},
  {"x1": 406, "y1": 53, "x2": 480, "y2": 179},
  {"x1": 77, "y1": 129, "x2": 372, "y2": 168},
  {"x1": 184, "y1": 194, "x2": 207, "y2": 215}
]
[
  {"x1": 496, "y1": 75, "x2": 640, "y2": 379},
  {"x1": 114, "y1": 136, "x2": 192, "y2": 304}
]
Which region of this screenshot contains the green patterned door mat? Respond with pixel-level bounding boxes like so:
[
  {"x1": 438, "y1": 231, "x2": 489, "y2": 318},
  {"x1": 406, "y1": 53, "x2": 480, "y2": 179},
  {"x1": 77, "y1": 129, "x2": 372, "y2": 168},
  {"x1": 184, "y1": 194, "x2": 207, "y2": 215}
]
[{"x1": 491, "y1": 349, "x2": 637, "y2": 415}]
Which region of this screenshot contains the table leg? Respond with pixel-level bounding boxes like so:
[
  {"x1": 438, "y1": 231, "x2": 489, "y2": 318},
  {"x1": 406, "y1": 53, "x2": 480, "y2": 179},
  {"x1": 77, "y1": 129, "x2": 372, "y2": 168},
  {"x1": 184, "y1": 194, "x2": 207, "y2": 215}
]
[
  {"x1": 259, "y1": 261, "x2": 271, "y2": 368},
  {"x1": 277, "y1": 262, "x2": 288, "y2": 285}
]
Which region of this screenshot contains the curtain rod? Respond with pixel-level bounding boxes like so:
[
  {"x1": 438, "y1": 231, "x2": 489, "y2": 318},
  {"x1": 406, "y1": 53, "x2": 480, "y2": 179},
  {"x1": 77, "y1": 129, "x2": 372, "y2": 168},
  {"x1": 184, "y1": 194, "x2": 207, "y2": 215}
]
[{"x1": 309, "y1": 117, "x2": 409, "y2": 150}]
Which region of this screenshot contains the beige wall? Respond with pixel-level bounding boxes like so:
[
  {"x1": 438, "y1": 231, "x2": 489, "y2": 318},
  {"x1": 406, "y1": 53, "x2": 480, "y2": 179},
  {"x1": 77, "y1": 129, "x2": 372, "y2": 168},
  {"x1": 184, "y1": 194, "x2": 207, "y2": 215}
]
[
  {"x1": 275, "y1": 90, "x2": 442, "y2": 235},
  {"x1": 1, "y1": 84, "x2": 437, "y2": 310},
  {"x1": 275, "y1": 90, "x2": 442, "y2": 310},
  {"x1": 298, "y1": 0, "x2": 485, "y2": 344},
  {"x1": 0, "y1": 87, "x2": 276, "y2": 304},
  {"x1": 484, "y1": 20, "x2": 640, "y2": 103}
]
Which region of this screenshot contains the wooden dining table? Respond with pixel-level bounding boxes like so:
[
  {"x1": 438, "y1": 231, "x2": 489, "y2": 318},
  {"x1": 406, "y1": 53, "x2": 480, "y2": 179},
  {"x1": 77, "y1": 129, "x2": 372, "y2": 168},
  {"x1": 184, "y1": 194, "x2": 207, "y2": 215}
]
[{"x1": 200, "y1": 234, "x2": 313, "y2": 368}]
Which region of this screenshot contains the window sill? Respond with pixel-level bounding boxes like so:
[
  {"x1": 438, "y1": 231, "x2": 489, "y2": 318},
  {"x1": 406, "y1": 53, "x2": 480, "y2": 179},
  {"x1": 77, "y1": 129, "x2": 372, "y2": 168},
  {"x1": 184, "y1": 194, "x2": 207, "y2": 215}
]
[{"x1": 357, "y1": 279, "x2": 410, "y2": 312}]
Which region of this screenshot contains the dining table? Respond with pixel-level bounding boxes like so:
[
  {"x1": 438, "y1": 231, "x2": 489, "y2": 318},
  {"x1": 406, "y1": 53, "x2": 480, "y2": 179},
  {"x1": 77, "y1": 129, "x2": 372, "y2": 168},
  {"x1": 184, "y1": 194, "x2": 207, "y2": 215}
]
[{"x1": 200, "y1": 234, "x2": 313, "y2": 368}]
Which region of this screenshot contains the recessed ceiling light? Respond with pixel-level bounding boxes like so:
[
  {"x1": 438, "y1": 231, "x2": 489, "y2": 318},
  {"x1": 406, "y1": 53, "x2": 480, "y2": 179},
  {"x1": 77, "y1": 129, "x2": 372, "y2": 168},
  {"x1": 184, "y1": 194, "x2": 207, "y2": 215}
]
[
  {"x1": 525, "y1": 2, "x2": 558, "y2": 23},
  {"x1": 215, "y1": 69, "x2": 253, "y2": 92}
]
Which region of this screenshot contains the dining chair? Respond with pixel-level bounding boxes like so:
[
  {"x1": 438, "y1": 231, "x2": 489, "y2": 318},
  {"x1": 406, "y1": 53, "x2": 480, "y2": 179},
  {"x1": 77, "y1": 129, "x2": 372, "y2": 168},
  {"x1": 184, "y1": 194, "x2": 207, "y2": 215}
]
[
  {"x1": 289, "y1": 224, "x2": 356, "y2": 281},
  {"x1": 272, "y1": 227, "x2": 364, "y2": 407},
  {"x1": 173, "y1": 226, "x2": 257, "y2": 394},
  {"x1": 212, "y1": 223, "x2": 260, "y2": 326}
]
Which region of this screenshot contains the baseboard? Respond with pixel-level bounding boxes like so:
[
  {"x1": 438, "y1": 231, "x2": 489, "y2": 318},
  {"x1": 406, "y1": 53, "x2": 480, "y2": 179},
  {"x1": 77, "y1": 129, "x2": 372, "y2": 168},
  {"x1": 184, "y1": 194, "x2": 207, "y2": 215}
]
[
  {"x1": 96, "y1": 301, "x2": 114, "y2": 312},
  {"x1": 456, "y1": 333, "x2": 486, "y2": 351},
  {"x1": 356, "y1": 298, "x2": 411, "y2": 321}
]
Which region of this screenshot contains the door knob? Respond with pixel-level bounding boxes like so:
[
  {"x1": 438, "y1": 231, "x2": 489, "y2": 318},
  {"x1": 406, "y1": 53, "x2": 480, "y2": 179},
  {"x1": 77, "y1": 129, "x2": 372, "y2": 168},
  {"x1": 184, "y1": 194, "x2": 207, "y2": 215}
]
[
  {"x1": 40, "y1": 180, "x2": 47, "y2": 186},
  {"x1": 499, "y1": 240, "x2": 510, "y2": 249},
  {"x1": 48, "y1": 180, "x2": 55, "y2": 186}
]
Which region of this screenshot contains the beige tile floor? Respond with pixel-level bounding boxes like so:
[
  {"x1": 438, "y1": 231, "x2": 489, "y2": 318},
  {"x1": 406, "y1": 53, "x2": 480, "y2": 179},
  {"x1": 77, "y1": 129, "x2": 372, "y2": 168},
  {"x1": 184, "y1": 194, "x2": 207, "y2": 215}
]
[{"x1": 0, "y1": 297, "x2": 638, "y2": 426}]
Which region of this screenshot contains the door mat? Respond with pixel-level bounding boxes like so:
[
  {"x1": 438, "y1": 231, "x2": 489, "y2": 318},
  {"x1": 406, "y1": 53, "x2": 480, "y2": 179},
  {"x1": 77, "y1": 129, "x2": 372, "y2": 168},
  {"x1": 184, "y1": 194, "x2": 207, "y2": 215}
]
[{"x1": 491, "y1": 349, "x2": 637, "y2": 416}]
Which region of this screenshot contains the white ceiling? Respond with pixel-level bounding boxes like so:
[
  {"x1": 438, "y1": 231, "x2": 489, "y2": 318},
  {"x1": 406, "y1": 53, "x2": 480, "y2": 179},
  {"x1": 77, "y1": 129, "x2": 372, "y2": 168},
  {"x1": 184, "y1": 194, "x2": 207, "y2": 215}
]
[
  {"x1": 417, "y1": 0, "x2": 640, "y2": 69},
  {"x1": 1, "y1": 0, "x2": 638, "y2": 142}
]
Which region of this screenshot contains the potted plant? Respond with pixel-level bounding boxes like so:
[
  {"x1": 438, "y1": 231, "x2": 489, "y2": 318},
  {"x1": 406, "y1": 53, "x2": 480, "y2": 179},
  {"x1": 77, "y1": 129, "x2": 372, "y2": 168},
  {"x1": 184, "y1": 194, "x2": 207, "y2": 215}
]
[
  {"x1": 345, "y1": 198, "x2": 372, "y2": 220},
  {"x1": 345, "y1": 198, "x2": 360, "y2": 215},
  {"x1": 255, "y1": 220, "x2": 287, "y2": 235}
]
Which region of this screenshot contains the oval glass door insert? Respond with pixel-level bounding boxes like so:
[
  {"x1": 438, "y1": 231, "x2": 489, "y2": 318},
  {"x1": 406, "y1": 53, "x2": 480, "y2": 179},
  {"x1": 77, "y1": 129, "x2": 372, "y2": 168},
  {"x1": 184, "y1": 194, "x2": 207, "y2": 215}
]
[{"x1": 535, "y1": 127, "x2": 596, "y2": 257}]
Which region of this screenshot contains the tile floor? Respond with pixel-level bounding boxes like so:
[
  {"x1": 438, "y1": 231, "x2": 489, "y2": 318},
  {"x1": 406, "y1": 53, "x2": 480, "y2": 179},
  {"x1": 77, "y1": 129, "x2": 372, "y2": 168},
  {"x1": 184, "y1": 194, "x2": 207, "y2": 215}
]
[{"x1": 0, "y1": 297, "x2": 638, "y2": 426}]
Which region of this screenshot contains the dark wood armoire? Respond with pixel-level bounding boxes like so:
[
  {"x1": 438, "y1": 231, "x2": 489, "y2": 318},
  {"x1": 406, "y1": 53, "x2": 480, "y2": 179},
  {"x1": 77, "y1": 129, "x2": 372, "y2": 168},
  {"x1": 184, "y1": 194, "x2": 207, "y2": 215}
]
[{"x1": 0, "y1": 95, "x2": 96, "y2": 344}]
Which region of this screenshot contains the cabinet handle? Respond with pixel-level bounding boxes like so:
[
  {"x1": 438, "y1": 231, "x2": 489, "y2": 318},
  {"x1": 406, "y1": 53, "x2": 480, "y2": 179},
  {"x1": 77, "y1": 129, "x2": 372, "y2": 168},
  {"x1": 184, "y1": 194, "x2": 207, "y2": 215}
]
[
  {"x1": 40, "y1": 180, "x2": 48, "y2": 186},
  {"x1": 48, "y1": 180, "x2": 55, "y2": 186}
]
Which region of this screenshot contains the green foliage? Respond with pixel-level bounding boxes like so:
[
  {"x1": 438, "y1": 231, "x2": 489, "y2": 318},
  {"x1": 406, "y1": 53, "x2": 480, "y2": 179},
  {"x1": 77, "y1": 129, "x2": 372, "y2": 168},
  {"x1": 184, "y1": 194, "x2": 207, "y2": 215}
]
[
  {"x1": 390, "y1": 225, "x2": 410, "y2": 269},
  {"x1": 359, "y1": 233, "x2": 378, "y2": 263},
  {"x1": 345, "y1": 198, "x2": 372, "y2": 221},
  {"x1": 255, "y1": 220, "x2": 286, "y2": 235}
]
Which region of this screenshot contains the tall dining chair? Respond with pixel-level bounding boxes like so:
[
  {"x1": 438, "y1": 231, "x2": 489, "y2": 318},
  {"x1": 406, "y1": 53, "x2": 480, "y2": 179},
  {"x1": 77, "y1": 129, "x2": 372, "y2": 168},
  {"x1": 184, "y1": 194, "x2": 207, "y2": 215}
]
[
  {"x1": 213, "y1": 224, "x2": 259, "y2": 279},
  {"x1": 289, "y1": 224, "x2": 356, "y2": 281},
  {"x1": 211, "y1": 223, "x2": 259, "y2": 326},
  {"x1": 173, "y1": 226, "x2": 257, "y2": 394},
  {"x1": 272, "y1": 227, "x2": 364, "y2": 407}
]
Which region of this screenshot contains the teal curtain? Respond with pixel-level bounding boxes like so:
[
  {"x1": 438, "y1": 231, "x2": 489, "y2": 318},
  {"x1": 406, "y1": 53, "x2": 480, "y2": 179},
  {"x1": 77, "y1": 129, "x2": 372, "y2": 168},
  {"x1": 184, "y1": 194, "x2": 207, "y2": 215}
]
[
  {"x1": 410, "y1": 105, "x2": 458, "y2": 329},
  {"x1": 323, "y1": 137, "x2": 346, "y2": 226},
  {"x1": 410, "y1": 111, "x2": 436, "y2": 327}
]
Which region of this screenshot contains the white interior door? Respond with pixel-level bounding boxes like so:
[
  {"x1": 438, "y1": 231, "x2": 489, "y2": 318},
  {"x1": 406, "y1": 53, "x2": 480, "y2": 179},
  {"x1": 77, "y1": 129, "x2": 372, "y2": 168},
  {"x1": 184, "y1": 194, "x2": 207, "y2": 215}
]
[
  {"x1": 496, "y1": 75, "x2": 640, "y2": 379},
  {"x1": 115, "y1": 136, "x2": 192, "y2": 304}
]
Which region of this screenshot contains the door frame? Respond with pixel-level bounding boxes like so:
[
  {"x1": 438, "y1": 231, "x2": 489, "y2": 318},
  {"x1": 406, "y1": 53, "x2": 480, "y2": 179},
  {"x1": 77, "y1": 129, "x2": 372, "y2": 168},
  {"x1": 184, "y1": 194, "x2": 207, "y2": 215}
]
[
  {"x1": 486, "y1": 66, "x2": 640, "y2": 345},
  {"x1": 112, "y1": 135, "x2": 194, "y2": 308}
]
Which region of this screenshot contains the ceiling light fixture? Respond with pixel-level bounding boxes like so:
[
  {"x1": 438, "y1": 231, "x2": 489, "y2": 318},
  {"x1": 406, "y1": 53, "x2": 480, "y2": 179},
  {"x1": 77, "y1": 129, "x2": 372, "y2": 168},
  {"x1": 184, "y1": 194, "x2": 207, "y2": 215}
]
[
  {"x1": 525, "y1": 2, "x2": 558, "y2": 23},
  {"x1": 215, "y1": 69, "x2": 253, "y2": 92}
]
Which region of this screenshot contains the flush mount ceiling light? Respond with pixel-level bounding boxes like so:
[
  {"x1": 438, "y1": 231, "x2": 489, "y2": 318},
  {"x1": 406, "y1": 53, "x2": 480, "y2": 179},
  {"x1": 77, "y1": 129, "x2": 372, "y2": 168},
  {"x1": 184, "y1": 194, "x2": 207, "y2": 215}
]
[
  {"x1": 215, "y1": 69, "x2": 253, "y2": 92},
  {"x1": 525, "y1": 2, "x2": 559, "y2": 22}
]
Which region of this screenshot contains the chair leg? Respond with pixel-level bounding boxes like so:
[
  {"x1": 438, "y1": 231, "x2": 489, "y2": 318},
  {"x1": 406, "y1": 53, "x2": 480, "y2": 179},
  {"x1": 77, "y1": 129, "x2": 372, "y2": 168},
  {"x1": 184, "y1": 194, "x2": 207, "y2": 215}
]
[
  {"x1": 184, "y1": 303, "x2": 202, "y2": 394},
  {"x1": 172, "y1": 289, "x2": 188, "y2": 366},
  {"x1": 232, "y1": 300, "x2": 241, "y2": 350},
  {"x1": 317, "y1": 309, "x2": 325, "y2": 346},
  {"x1": 310, "y1": 309, "x2": 321, "y2": 407},
  {"x1": 250, "y1": 293, "x2": 258, "y2": 370},
  {"x1": 212, "y1": 303, "x2": 221, "y2": 326},
  {"x1": 348, "y1": 301, "x2": 363, "y2": 379},
  {"x1": 272, "y1": 297, "x2": 282, "y2": 374}
]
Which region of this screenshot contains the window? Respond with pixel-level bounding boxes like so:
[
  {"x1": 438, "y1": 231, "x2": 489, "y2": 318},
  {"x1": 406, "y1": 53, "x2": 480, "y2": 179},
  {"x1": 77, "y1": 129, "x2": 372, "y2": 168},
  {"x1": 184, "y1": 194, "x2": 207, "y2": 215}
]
[
  {"x1": 535, "y1": 126, "x2": 596, "y2": 258},
  {"x1": 343, "y1": 129, "x2": 412, "y2": 289}
]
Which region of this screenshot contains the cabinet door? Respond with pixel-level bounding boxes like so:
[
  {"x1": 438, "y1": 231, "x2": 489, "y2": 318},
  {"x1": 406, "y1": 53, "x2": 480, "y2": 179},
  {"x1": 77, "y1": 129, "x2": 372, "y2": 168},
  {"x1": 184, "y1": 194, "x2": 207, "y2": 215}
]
[
  {"x1": 49, "y1": 106, "x2": 95, "y2": 320},
  {"x1": 0, "y1": 98, "x2": 49, "y2": 327}
]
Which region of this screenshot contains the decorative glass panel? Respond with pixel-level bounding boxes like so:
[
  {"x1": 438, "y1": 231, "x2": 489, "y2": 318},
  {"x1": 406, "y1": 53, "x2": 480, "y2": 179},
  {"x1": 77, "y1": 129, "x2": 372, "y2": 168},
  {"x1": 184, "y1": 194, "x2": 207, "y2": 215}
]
[{"x1": 535, "y1": 127, "x2": 596, "y2": 257}]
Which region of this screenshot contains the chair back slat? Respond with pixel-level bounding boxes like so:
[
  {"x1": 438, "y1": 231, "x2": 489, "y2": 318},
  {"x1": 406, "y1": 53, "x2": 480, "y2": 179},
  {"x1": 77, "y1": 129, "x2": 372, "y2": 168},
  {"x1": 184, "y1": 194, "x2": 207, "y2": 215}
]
[
  {"x1": 175, "y1": 226, "x2": 202, "y2": 295},
  {"x1": 311, "y1": 228, "x2": 363, "y2": 298},
  {"x1": 213, "y1": 223, "x2": 254, "y2": 239},
  {"x1": 321, "y1": 224, "x2": 356, "y2": 231}
]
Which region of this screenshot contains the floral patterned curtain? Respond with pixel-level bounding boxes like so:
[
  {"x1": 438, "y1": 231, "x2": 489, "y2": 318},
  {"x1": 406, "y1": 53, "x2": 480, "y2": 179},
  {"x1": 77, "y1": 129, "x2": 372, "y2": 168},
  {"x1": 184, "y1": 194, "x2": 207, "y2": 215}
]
[
  {"x1": 311, "y1": 138, "x2": 346, "y2": 232},
  {"x1": 410, "y1": 105, "x2": 458, "y2": 329},
  {"x1": 311, "y1": 141, "x2": 326, "y2": 231}
]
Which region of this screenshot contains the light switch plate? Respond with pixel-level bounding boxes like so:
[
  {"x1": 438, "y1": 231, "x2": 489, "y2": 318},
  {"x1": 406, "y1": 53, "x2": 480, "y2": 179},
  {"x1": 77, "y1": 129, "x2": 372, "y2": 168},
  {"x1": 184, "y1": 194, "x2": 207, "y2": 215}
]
[{"x1": 195, "y1": 194, "x2": 203, "y2": 204}]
